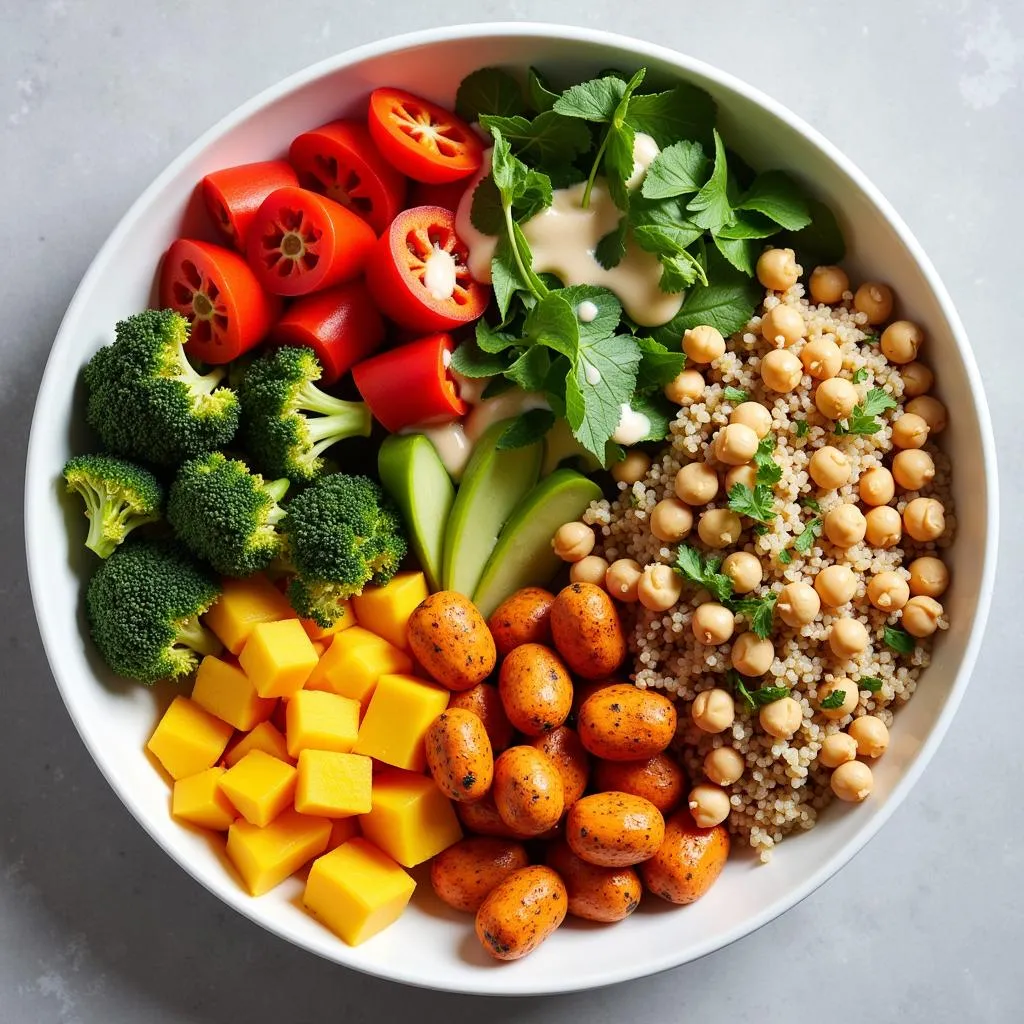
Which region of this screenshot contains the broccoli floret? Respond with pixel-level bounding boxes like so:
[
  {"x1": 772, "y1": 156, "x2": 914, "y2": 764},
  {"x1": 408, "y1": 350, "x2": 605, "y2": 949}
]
[
  {"x1": 239, "y1": 346, "x2": 371, "y2": 483},
  {"x1": 167, "y1": 452, "x2": 289, "y2": 577},
  {"x1": 84, "y1": 309, "x2": 240, "y2": 466},
  {"x1": 85, "y1": 539, "x2": 222, "y2": 685},
  {"x1": 281, "y1": 473, "x2": 407, "y2": 627},
  {"x1": 62, "y1": 453, "x2": 163, "y2": 558}
]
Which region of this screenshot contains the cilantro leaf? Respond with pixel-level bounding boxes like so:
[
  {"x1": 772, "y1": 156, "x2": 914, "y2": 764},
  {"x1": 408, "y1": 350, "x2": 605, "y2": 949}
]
[
  {"x1": 852, "y1": 367, "x2": 869, "y2": 384},
  {"x1": 674, "y1": 545, "x2": 733, "y2": 602},
  {"x1": 527, "y1": 66, "x2": 560, "y2": 113},
  {"x1": 553, "y1": 75, "x2": 627, "y2": 121},
  {"x1": 862, "y1": 387, "x2": 898, "y2": 417},
  {"x1": 884, "y1": 625, "x2": 916, "y2": 655},
  {"x1": 859, "y1": 677, "x2": 883, "y2": 693},
  {"x1": 657, "y1": 249, "x2": 706, "y2": 292},
  {"x1": 595, "y1": 219, "x2": 627, "y2": 269},
  {"x1": 819, "y1": 689, "x2": 846, "y2": 710},
  {"x1": 728, "y1": 670, "x2": 757, "y2": 712},
  {"x1": 475, "y1": 318, "x2": 518, "y2": 354},
  {"x1": 779, "y1": 197, "x2": 846, "y2": 265},
  {"x1": 497, "y1": 408, "x2": 556, "y2": 450},
  {"x1": 635, "y1": 337, "x2": 687, "y2": 391},
  {"x1": 491, "y1": 235, "x2": 527, "y2": 320},
  {"x1": 750, "y1": 685, "x2": 791, "y2": 708},
  {"x1": 450, "y1": 338, "x2": 512, "y2": 378},
  {"x1": 687, "y1": 130, "x2": 734, "y2": 232},
  {"x1": 713, "y1": 234, "x2": 759, "y2": 276},
  {"x1": 524, "y1": 292, "x2": 580, "y2": 359},
  {"x1": 630, "y1": 195, "x2": 705, "y2": 249},
  {"x1": 728, "y1": 482, "x2": 777, "y2": 524},
  {"x1": 641, "y1": 140, "x2": 710, "y2": 200},
  {"x1": 456, "y1": 68, "x2": 526, "y2": 121},
  {"x1": 778, "y1": 548, "x2": 794, "y2": 565},
  {"x1": 835, "y1": 387, "x2": 898, "y2": 436},
  {"x1": 714, "y1": 211, "x2": 779, "y2": 240},
  {"x1": 729, "y1": 591, "x2": 778, "y2": 639},
  {"x1": 792, "y1": 515, "x2": 823, "y2": 555},
  {"x1": 801, "y1": 496, "x2": 822, "y2": 513},
  {"x1": 737, "y1": 170, "x2": 812, "y2": 231},
  {"x1": 470, "y1": 175, "x2": 505, "y2": 235},
  {"x1": 479, "y1": 111, "x2": 592, "y2": 171},
  {"x1": 723, "y1": 386, "x2": 749, "y2": 402},
  {"x1": 795, "y1": 419, "x2": 810, "y2": 438},
  {"x1": 505, "y1": 346, "x2": 552, "y2": 392},
  {"x1": 754, "y1": 435, "x2": 783, "y2": 486},
  {"x1": 604, "y1": 116, "x2": 636, "y2": 209},
  {"x1": 625, "y1": 82, "x2": 717, "y2": 148}
]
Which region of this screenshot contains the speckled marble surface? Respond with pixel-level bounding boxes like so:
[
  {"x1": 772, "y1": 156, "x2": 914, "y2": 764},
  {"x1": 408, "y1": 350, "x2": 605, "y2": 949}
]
[{"x1": 2, "y1": 1, "x2": 1022, "y2": 1020}]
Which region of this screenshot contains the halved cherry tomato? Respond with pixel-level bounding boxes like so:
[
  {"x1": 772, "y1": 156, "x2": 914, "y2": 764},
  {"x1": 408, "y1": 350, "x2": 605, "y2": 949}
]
[
  {"x1": 289, "y1": 120, "x2": 407, "y2": 236},
  {"x1": 368, "y1": 88, "x2": 483, "y2": 184},
  {"x1": 271, "y1": 281, "x2": 385, "y2": 385},
  {"x1": 409, "y1": 178, "x2": 470, "y2": 212},
  {"x1": 246, "y1": 186, "x2": 376, "y2": 298},
  {"x1": 365, "y1": 206, "x2": 488, "y2": 333},
  {"x1": 160, "y1": 238, "x2": 281, "y2": 364},
  {"x1": 201, "y1": 160, "x2": 299, "y2": 250},
  {"x1": 352, "y1": 333, "x2": 466, "y2": 432}
]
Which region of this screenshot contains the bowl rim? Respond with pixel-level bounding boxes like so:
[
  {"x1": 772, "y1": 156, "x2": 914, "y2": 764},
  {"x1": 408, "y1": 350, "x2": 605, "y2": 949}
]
[{"x1": 24, "y1": 21, "x2": 1000, "y2": 995}]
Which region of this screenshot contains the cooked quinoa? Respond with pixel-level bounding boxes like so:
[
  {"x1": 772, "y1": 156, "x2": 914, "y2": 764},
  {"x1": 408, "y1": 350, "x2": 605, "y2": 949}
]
[{"x1": 584, "y1": 274, "x2": 955, "y2": 861}]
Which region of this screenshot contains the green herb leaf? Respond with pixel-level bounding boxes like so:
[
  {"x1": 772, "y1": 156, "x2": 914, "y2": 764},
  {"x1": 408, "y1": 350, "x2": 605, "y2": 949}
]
[
  {"x1": 524, "y1": 291, "x2": 580, "y2": 359},
  {"x1": 729, "y1": 591, "x2": 778, "y2": 639},
  {"x1": 792, "y1": 515, "x2": 823, "y2": 555},
  {"x1": 778, "y1": 548, "x2": 794, "y2": 565},
  {"x1": 714, "y1": 210, "x2": 779, "y2": 240},
  {"x1": 640, "y1": 140, "x2": 710, "y2": 199},
  {"x1": 449, "y1": 338, "x2": 512, "y2": 378},
  {"x1": 629, "y1": 393, "x2": 675, "y2": 442},
  {"x1": 553, "y1": 75, "x2": 628, "y2": 122},
  {"x1": 687, "y1": 130, "x2": 733, "y2": 232},
  {"x1": 491, "y1": 236, "x2": 527, "y2": 320},
  {"x1": 728, "y1": 482, "x2": 777, "y2": 524},
  {"x1": 728, "y1": 670, "x2": 757, "y2": 712},
  {"x1": 859, "y1": 676, "x2": 883, "y2": 693},
  {"x1": 630, "y1": 196, "x2": 705, "y2": 250},
  {"x1": 559, "y1": 284, "x2": 623, "y2": 343},
  {"x1": 625, "y1": 82, "x2": 717, "y2": 148},
  {"x1": 852, "y1": 367, "x2": 869, "y2": 384},
  {"x1": 819, "y1": 689, "x2": 846, "y2": 710},
  {"x1": 479, "y1": 111, "x2": 592, "y2": 171},
  {"x1": 505, "y1": 346, "x2": 552, "y2": 392},
  {"x1": 801, "y1": 496, "x2": 822, "y2": 513},
  {"x1": 470, "y1": 175, "x2": 505, "y2": 235},
  {"x1": 635, "y1": 337, "x2": 687, "y2": 392},
  {"x1": 497, "y1": 408, "x2": 556, "y2": 450},
  {"x1": 527, "y1": 66, "x2": 560, "y2": 113},
  {"x1": 475, "y1": 318, "x2": 519, "y2": 355},
  {"x1": 723, "y1": 386, "x2": 749, "y2": 403},
  {"x1": 595, "y1": 220, "x2": 627, "y2": 269},
  {"x1": 674, "y1": 545, "x2": 733, "y2": 602},
  {"x1": 780, "y1": 197, "x2": 845, "y2": 265},
  {"x1": 861, "y1": 387, "x2": 898, "y2": 417},
  {"x1": 481, "y1": 376, "x2": 516, "y2": 400},
  {"x1": 884, "y1": 625, "x2": 916, "y2": 655},
  {"x1": 753, "y1": 436, "x2": 782, "y2": 485},
  {"x1": 835, "y1": 386, "x2": 898, "y2": 436},
  {"x1": 795, "y1": 419, "x2": 810, "y2": 438},
  {"x1": 657, "y1": 249, "x2": 706, "y2": 292},
  {"x1": 456, "y1": 67, "x2": 526, "y2": 121},
  {"x1": 737, "y1": 170, "x2": 812, "y2": 231},
  {"x1": 750, "y1": 685, "x2": 791, "y2": 708},
  {"x1": 713, "y1": 234, "x2": 759, "y2": 276}
]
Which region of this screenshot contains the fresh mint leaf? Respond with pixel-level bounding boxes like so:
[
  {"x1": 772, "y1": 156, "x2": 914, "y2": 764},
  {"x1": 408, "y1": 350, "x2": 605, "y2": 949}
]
[
  {"x1": 524, "y1": 292, "x2": 580, "y2": 359},
  {"x1": 713, "y1": 234, "x2": 759, "y2": 276},
  {"x1": 714, "y1": 210, "x2": 779, "y2": 240},
  {"x1": 450, "y1": 338, "x2": 512, "y2": 378},
  {"x1": 491, "y1": 236, "x2": 526, "y2": 320},
  {"x1": 754, "y1": 435, "x2": 783, "y2": 486},
  {"x1": 456, "y1": 68, "x2": 525, "y2": 121},
  {"x1": 884, "y1": 625, "x2": 916, "y2": 655},
  {"x1": 687, "y1": 130, "x2": 734, "y2": 232},
  {"x1": 780, "y1": 197, "x2": 845, "y2": 265},
  {"x1": 559, "y1": 284, "x2": 623, "y2": 343},
  {"x1": 723, "y1": 386, "x2": 749, "y2": 402},
  {"x1": 738, "y1": 170, "x2": 812, "y2": 231},
  {"x1": 728, "y1": 482, "x2": 777, "y2": 524},
  {"x1": 626, "y1": 83, "x2": 717, "y2": 148},
  {"x1": 553, "y1": 75, "x2": 627, "y2": 122},
  {"x1": 505, "y1": 346, "x2": 552, "y2": 392},
  {"x1": 475, "y1": 318, "x2": 518, "y2": 355},
  {"x1": 641, "y1": 140, "x2": 709, "y2": 200},
  {"x1": 859, "y1": 677, "x2": 883, "y2": 693},
  {"x1": 658, "y1": 250, "x2": 705, "y2": 292},
  {"x1": 595, "y1": 219, "x2": 627, "y2": 269},
  {"x1": 635, "y1": 337, "x2": 687, "y2": 391},
  {"x1": 674, "y1": 545, "x2": 733, "y2": 602},
  {"x1": 795, "y1": 419, "x2": 810, "y2": 438},
  {"x1": 632, "y1": 221, "x2": 704, "y2": 258},
  {"x1": 527, "y1": 66, "x2": 560, "y2": 113},
  {"x1": 730, "y1": 591, "x2": 778, "y2": 639},
  {"x1": 819, "y1": 689, "x2": 846, "y2": 710},
  {"x1": 497, "y1": 408, "x2": 556, "y2": 450},
  {"x1": 750, "y1": 685, "x2": 790, "y2": 708},
  {"x1": 479, "y1": 112, "x2": 592, "y2": 171}
]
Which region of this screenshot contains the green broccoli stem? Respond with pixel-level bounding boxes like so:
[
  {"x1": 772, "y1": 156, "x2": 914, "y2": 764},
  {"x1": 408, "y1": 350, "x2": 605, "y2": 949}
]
[
  {"x1": 174, "y1": 615, "x2": 222, "y2": 657},
  {"x1": 296, "y1": 381, "x2": 365, "y2": 419},
  {"x1": 264, "y1": 478, "x2": 290, "y2": 527},
  {"x1": 305, "y1": 406, "x2": 373, "y2": 459},
  {"x1": 84, "y1": 494, "x2": 117, "y2": 558},
  {"x1": 169, "y1": 344, "x2": 226, "y2": 396}
]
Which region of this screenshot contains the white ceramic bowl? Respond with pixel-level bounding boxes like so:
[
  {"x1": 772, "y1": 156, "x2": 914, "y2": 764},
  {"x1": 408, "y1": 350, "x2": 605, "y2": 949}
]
[{"x1": 25, "y1": 23, "x2": 998, "y2": 995}]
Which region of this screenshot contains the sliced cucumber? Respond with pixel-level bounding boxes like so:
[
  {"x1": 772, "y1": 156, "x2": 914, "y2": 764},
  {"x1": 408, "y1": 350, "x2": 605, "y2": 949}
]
[
  {"x1": 473, "y1": 469, "x2": 603, "y2": 618},
  {"x1": 441, "y1": 420, "x2": 543, "y2": 598}
]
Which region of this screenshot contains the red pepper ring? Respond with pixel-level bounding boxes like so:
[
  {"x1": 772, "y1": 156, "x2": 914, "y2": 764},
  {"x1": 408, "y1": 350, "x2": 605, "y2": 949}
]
[
  {"x1": 351, "y1": 333, "x2": 466, "y2": 433},
  {"x1": 201, "y1": 160, "x2": 299, "y2": 250}
]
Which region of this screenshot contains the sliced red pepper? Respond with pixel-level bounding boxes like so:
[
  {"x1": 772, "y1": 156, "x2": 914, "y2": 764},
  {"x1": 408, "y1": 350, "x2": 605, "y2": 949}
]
[
  {"x1": 351, "y1": 333, "x2": 466, "y2": 432},
  {"x1": 246, "y1": 186, "x2": 376, "y2": 297},
  {"x1": 289, "y1": 120, "x2": 407, "y2": 236},
  {"x1": 201, "y1": 160, "x2": 299, "y2": 250},
  {"x1": 159, "y1": 238, "x2": 281, "y2": 364},
  {"x1": 365, "y1": 205, "x2": 488, "y2": 333},
  {"x1": 270, "y1": 281, "x2": 385, "y2": 386}
]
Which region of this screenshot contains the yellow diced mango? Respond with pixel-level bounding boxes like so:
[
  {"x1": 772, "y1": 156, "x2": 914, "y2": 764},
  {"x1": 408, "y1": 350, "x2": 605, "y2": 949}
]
[
  {"x1": 310, "y1": 640, "x2": 326, "y2": 658},
  {"x1": 171, "y1": 767, "x2": 237, "y2": 830},
  {"x1": 352, "y1": 674, "x2": 449, "y2": 772},
  {"x1": 191, "y1": 655, "x2": 277, "y2": 732},
  {"x1": 219, "y1": 750, "x2": 297, "y2": 827},
  {"x1": 303, "y1": 838, "x2": 416, "y2": 946},
  {"x1": 301, "y1": 600, "x2": 357, "y2": 641},
  {"x1": 285, "y1": 691, "x2": 360, "y2": 758},
  {"x1": 295, "y1": 750, "x2": 372, "y2": 817},
  {"x1": 226, "y1": 808, "x2": 331, "y2": 896},
  {"x1": 327, "y1": 816, "x2": 361, "y2": 851},
  {"x1": 147, "y1": 696, "x2": 234, "y2": 781},
  {"x1": 304, "y1": 626, "x2": 413, "y2": 708},
  {"x1": 239, "y1": 619, "x2": 318, "y2": 699},
  {"x1": 223, "y1": 721, "x2": 292, "y2": 767},
  {"x1": 358, "y1": 768, "x2": 462, "y2": 867},
  {"x1": 204, "y1": 574, "x2": 294, "y2": 656},
  {"x1": 351, "y1": 572, "x2": 429, "y2": 650}
]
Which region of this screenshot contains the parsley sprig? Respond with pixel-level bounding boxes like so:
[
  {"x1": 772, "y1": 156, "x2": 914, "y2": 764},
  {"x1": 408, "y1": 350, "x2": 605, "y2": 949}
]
[
  {"x1": 835, "y1": 387, "x2": 898, "y2": 436},
  {"x1": 674, "y1": 545, "x2": 733, "y2": 602},
  {"x1": 730, "y1": 591, "x2": 778, "y2": 639},
  {"x1": 819, "y1": 689, "x2": 846, "y2": 710},
  {"x1": 728, "y1": 435, "x2": 781, "y2": 524},
  {"x1": 728, "y1": 670, "x2": 790, "y2": 711},
  {"x1": 883, "y1": 625, "x2": 916, "y2": 655}
]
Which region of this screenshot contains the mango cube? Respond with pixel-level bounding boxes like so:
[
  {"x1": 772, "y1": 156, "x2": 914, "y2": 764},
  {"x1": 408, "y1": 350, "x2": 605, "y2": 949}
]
[
  {"x1": 191, "y1": 655, "x2": 277, "y2": 731},
  {"x1": 147, "y1": 696, "x2": 234, "y2": 780},
  {"x1": 219, "y1": 750, "x2": 297, "y2": 827},
  {"x1": 352, "y1": 674, "x2": 449, "y2": 772},
  {"x1": 226, "y1": 808, "x2": 331, "y2": 896},
  {"x1": 304, "y1": 627, "x2": 413, "y2": 708},
  {"x1": 295, "y1": 750, "x2": 372, "y2": 817},
  {"x1": 223, "y1": 721, "x2": 292, "y2": 767},
  {"x1": 204, "y1": 574, "x2": 294, "y2": 655},
  {"x1": 358, "y1": 769, "x2": 462, "y2": 867},
  {"x1": 310, "y1": 640, "x2": 327, "y2": 658},
  {"x1": 351, "y1": 572, "x2": 428, "y2": 650},
  {"x1": 327, "y1": 816, "x2": 361, "y2": 850},
  {"x1": 171, "y1": 767, "x2": 236, "y2": 830},
  {"x1": 301, "y1": 600, "x2": 357, "y2": 641},
  {"x1": 239, "y1": 619, "x2": 318, "y2": 699},
  {"x1": 303, "y1": 839, "x2": 416, "y2": 946},
  {"x1": 285, "y1": 691, "x2": 360, "y2": 758}
]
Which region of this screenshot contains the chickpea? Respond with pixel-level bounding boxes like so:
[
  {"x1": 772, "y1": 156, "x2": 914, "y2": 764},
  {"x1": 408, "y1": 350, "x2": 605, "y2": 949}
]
[
  {"x1": 756, "y1": 247, "x2": 799, "y2": 291},
  {"x1": 864, "y1": 505, "x2": 902, "y2": 549},
  {"x1": 605, "y1": 558, "x2": 643, "y2": 602},
  {"x1": 675, "y1": 462, "x2": 719, "y2": 506},
  {"x1": 815, "y1": 377, "x2": 858, "y2": 420},
  {"x1": 908, "y1": 556, "x2": 949, "y2": 598},
  {"x1": 688, "y1": 784, "x2": 732, "y2": 828},
  {"x1": 761, "y1": 304, "x2": 806, "y2": 348},
  {"x1": 831, "y1": 759, "x2": 873, "y2": 802},
  {"x1": 725, "y1": 464, "x2": 758, "y2": 492},
  {"x1": 900, "y1": 361, "x2": 933, "y2": 399},
  {"x1": 880, "y1": 320, "x2": 924, "y2": 364},
  {"x1": 905, "y1": 395, "x2": 947, "y2": 435},
  {"x1": 902, "y1": 595, "x2": 943, "y2": 637},
  {"x1": 819, "y1": 732, "x2": 858, "y2": 769},
  {"x1": 867, "y1": 571, "x2": 910, "y2": 612},
  {"x1": 809, "y1": 446, "x2": 852, "y2": 489},
  {"x1": 691, "y1": 688, "x2": 736, "y2": 734},
  {"x1": 730, "y1": 401, "x2": 773, "y2": 439},
  {"x1": 829, "y1": 619, "x2": 869, "y2": 659},
  {"x1": 553, "y1": 521, "x2": 595, "y2": 562},
  {"x1": 853, "y1": 281, "x2": 894, "y2": 324},
  {"x1": 731, "y1": 632, "x2": 775, "y2": 676},
  {"x1": 815, "y1": 564, "x2": 858, "y2": 607},
  {"x1": 692, "y1": 602, "x2": 736, "y2": 645},
  {"x1": 903, "y1": 497, "x2": 945, "y2": 542},
  {"x1": 683, "y1": 324, "x2": 726, "y2": 364},
  {"x1": 824, "y1": 504, "x2": 867, "y2": 548},
  {"x1": 638, "y1": 563, "x2": 685, "y2": 612},
  {"x1": 714, "y1": 423, "x2": 760, "y2": 466},
  {"x1": 848, "y1": 715, "x2": 889, "y2": 758},
  {"x1": 892, "y1": 449, "x2": 935, "y2": 492},
  {"x1": 891, "y1": 413, "x2": 929, "y2": 450},
  {"x1": 570, "y1": 555, "x2": 610, "y2": 587},
  {"x1": 809, "y1": 265, "x2": 849, "y2": 305},
  {"x1": 612, "y1": 449, "x2": 652, "y2": 485},
  {"x1": 761, "y1": 348, "x2": 803, "y2": 392},
  {"x1": 799, "y1": 337, "x2": 843, "y2": 381},
  {"x1": 858, "y1": 466, "x2": 896, "y2": 507},
  {"x1": 722, "y1": 551, "x2": 763, "y2": 594},
  {"x1": 818, "y1": 677, "x2": 859, "y2": 719},
  {"x1": 704, "y1": 746, "x2": 745, "y2": 786},
  {"x1": 650, "y1": 498, "x2": 694, "y2": 543},
  {"x1": 664, "y1": 368, "x2": 705, "y2": 405},
  {"x1": 777, "y1": 581, "x2": 821, "y2": 627},
  {"x1": 759, "y1": 696, "x2": 803, "y2": 739},
  {"x1": 698, "y1": 508, "x2": 743, "y2": 549}
]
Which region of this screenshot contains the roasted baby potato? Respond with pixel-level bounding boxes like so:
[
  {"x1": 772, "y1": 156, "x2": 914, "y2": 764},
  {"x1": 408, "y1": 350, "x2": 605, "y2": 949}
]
[
  {"x1": 407, "y1": 591, "x2": 496, "y2": 691},
  {"x1": 531, "y1": 726, "x2": 590, "y2": 807},
  {"x1": 492, "y1": 745, "x2": 565, "y2": 837},
  {"x1": 488, "y1": 587, "x2": 555, "y2": 657},
  {"x1": 639, "y1": 809, "x2": 730, "y2": 904},
  {"x1": 475, "y1": 865, "x2": 567, "y2": 960},
  {"x1": 449, "y1": 682, "x2": 515, "y2": 753},
  {"x1": 498, "y1": 642, "x2": 573, "y2": 736},
  {"x1": 577, "y1": 683, "x2": 678, "y2": 761},
  {"x1": 550, "y1": 582, "x2": 626, "y2": 679},
  {"x1": 430, "y1": 836, "x2": 529, "y2": 914},
  {"x1": 592, "y1": 752, "x2": 686, "y2": 814},
  {"x1": 425, "y1": 708, "x2": 494, "y2": 802},
  {"x1": 546, "y1": 840, "x2": 642, "y2": 923},
  {"x1": 456, "y1": 792, "x2": 516, "y2": 838},
  {"x1": 565, "y1": 791, "x2": 665, "y2": 867}
]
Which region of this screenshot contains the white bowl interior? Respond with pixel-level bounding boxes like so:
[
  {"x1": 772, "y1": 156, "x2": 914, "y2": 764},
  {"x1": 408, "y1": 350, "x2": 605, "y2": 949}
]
[{"x1": 24, "y1": 25, "x2": 996, "y2": 995}]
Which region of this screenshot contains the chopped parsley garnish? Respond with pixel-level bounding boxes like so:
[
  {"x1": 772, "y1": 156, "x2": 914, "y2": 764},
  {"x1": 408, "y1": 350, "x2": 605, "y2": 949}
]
[
  {"x1": 835, "y1": 387, "x2": 898, "y2": 436},
  {"x1": 752, "y1": 685, "x2": 791, "y2": 707},
  {"x1": 852, "y1": 367, "x2": 869, "y2": 384},
  {"x1": 819, "y1": 689, "x2": 846, "y2": 710},
  {"x1": 674, "y1": 545, "x2": 733, "y2": 602},
  {"x1": 792, "y1": 514, "x2": 824, "y2": 554},
  {"x1": 728, "y1": 671, "x2": 790, "y2": 711},
  {"x1": 727, "y1": 482, "x2": 777, "y2": 525},
  {"x1": 862, "y1": 332, "x2": 880, "y2": 345},
  {"x1": 778, "y1": 548, "x2": 794, "y2": 565},
  {"x1": 753, "y1": 435, "x2": 783, "y2": 486},
  {"x1": 794, "y1": 419, "x2": 810, "y2": 438},
  {"x1": 883, "y1": 625, "x2": 916, "y2": 655},
  {"x1": 723, "y1": 385, "x2": 749, "y2": 403},
  {"x1": 859, "y1": 676, "x2": 883, "y2": 692},
  {"x1": 801, "y1": 496, "x2": 822, "y2": 513},
  {"x1": 729, "y1": 591, "x2": 778, "y2": 639}
]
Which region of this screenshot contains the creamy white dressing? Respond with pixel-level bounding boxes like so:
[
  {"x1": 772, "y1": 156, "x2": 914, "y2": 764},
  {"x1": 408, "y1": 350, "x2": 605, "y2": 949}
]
[
  {"x1": 450, "y1": 370, "x2": 489, "y2": 406},
  {"x1": 454, "y1": 148, "x2": 497, "y2": 284},
  {"x1": 423, "y1": 245, "x2": 457, "y2": 301},
  {"x1": 464, "y1": 389, "x2": 550, "y2": 444},
  {"x1": 583, "y1": 359, "x2": 602, "y2": 386},
  {"x1": 625, "y1": 132, "x2": 661, "y2": 191},
  {"x1": 410, "y1": 421, "x2": 472, "y2": 480},
  {"x1": 611, "y1": 403, "x2": 651, "y2": 446},
  {"x1": 576, "y1": 299, "x2": 599, "y2": 323}
]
